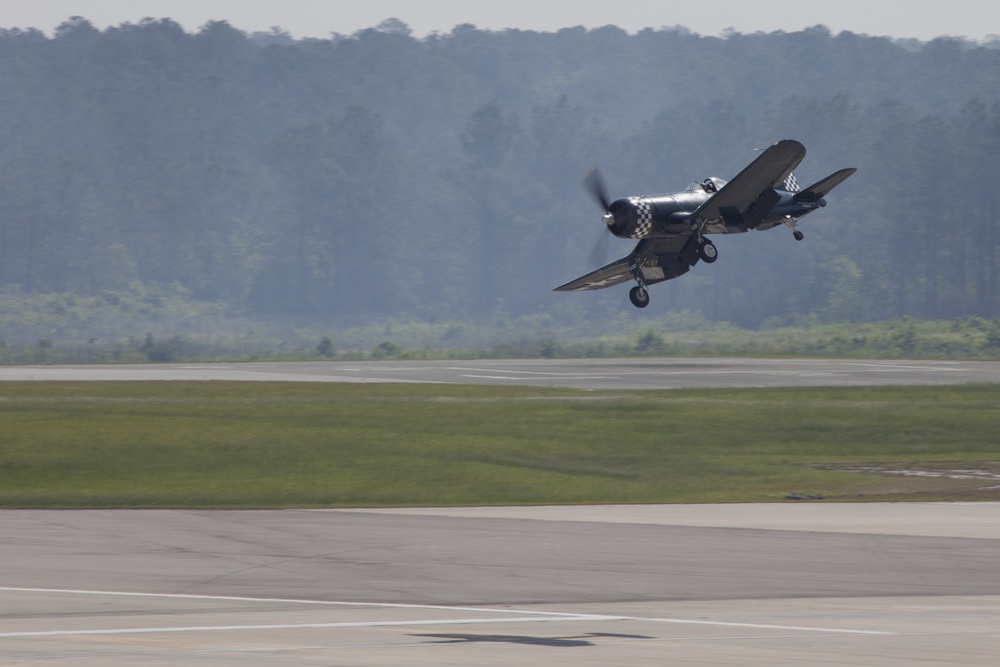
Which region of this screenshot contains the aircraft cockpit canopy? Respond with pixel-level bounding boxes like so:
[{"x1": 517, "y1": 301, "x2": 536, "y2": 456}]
[{"x1": 686, "y1": 177, "x2": 727, "y2": 193}]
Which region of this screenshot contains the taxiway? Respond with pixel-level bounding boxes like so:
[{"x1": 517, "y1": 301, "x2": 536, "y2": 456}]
[{"x1": 2, "y1": 504, "x2": 999, "y2": 665}]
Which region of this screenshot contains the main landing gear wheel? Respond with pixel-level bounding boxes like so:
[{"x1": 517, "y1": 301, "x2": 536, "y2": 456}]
[
  {"x1": 793, "y1": 230, "x2": 804, "y2": 241},
  {"x1": 698, "y1": 240, "x2": 718, "y2": 263},
  {"x1": 629, "y1": 285, "x2": 650, "y2": 308}
]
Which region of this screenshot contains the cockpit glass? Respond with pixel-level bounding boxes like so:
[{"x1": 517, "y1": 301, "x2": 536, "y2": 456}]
[{"x1": 685, "y1": 178, "x2": 727, "y2": 192}]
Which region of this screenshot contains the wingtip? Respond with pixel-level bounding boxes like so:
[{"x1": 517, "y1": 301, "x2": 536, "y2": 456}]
[{"x1": 775, "y1": 138, "x2": 806, "y2": 152}]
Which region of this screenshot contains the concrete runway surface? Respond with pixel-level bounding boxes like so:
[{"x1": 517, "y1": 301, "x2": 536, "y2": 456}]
[
  {"x1": 2, "y1": 504, "x2": 1000, "y2": 665},
  {"x1": 2, "y1": 357, "x2": 1000, "y2": 389}
]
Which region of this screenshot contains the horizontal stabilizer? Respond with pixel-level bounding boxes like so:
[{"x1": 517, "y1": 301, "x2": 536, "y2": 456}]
[{"x1": 793, "y1": 167, "x2": 857, "y2": 203}]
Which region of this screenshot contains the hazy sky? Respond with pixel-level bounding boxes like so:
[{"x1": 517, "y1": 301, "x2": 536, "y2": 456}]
[{"x1": 2, "y1": 0, "x2": 997, "y2": 41}]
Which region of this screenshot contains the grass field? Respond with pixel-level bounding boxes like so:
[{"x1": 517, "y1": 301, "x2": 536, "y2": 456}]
[{"x1": 1, "y1": 381, "x2": 999, "y2": 508}]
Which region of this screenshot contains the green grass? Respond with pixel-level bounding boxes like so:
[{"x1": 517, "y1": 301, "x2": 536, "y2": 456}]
[{"x1": 1, "y1": 381, "x2": 999, "y2": 507}]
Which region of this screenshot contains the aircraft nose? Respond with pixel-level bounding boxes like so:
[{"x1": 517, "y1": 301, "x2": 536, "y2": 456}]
[{"x1": 605, "y1": 199, "x2": 631, "y2": 236}]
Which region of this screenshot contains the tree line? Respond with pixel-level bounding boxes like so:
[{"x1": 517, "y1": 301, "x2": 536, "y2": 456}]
[{"x1": 0, "y1": 17, "x2": 999, "y2": 336}]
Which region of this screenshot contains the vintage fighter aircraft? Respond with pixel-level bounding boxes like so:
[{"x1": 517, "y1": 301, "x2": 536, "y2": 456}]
[{"x1": 554, "y1": 139, "x2": 856, "y2": 308}]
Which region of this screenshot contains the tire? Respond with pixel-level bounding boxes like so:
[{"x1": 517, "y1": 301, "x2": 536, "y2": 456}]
[
  {"x1": 699, "y1": 240, "x2": 718, "y2": 263},
  {"x1": 793, "y1": 230, "x2": 804, "y2": 241},
  {"x1": 629, "y1": 286, "x2": 650, "y2": 308}
]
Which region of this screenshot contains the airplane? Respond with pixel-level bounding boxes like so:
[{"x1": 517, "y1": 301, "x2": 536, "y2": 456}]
[{"x1": 554, "y1": 139, "x2": 856, "y2": 308}]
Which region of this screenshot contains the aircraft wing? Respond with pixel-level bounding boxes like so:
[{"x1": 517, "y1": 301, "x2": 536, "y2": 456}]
[
  {"x1": 554, "y1": 234, "x2": 700, "y2": 292},
  {"x1": 553, "y1": 256, "x2": 632, "y2": 291},
  {"x1": 692, "y1": 139, "x2": 807, "y2": 229}
]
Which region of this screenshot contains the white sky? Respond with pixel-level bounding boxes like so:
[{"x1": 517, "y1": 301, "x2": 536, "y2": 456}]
[{"x1": 2, "y1": 0, "x2": 998, "y2": 41}]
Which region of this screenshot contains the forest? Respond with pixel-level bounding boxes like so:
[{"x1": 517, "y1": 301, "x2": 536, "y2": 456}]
[{"x1": 1, "y1": 17, "x2": 999, "y2": 355}]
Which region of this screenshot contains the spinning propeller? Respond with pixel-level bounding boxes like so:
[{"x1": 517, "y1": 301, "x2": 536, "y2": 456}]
[
  {"x1": 583, "y1": 167, "x2": 611, "y2": 213},
  {"x1": 583, "y1": 167, "x2": 614, "y2": 266}
]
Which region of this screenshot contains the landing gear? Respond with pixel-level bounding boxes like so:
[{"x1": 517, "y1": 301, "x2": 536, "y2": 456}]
[
  {"x1": 627, "y1": 258, "x2": 651, "y2": 309},
  {"x1": 629, "y1": 285, "x2": 650, "y2": 308},
  {"x1": 783, "y1": 215, "x2": 805, "y2": 241},
  {"x1": 698, "y1": 239, "x2": 718, "y2": 263}
]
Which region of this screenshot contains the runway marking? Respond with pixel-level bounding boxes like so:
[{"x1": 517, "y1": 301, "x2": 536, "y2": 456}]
[
  {"x1": 460, "y1": 375, "x2": 612, "y2": 381},
  {"x1": 0, "y1": 587, "x2": 891, "y2": 637},
  {"x1": 447, "y1": 367, "x2": 615, "y2": 378},
  {"x1": 845, "y1": 362, "x2": 962, "y2": 372},
  {"x1": 0, "y1": 615, "x2": 622, "y2": 638}
]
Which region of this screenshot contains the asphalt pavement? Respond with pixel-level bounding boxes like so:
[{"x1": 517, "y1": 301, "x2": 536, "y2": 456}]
[
  {"x1": 2, "y1": 357, "x2": 999, "y2": 389},
  {"x1": 2, "y1": 504, "x2": 999, "y2": 665}
]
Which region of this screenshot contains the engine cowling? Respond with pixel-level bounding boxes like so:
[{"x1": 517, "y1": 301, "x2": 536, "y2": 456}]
[
  {"x1": 607, "y1": 196, "x2": 690, "y2": 239},
  {"x1": 607, "y1": 197, "x2": 653, "y2": 239}
]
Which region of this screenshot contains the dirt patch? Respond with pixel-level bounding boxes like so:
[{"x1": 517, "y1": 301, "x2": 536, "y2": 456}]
[{"x1": 811, "y1": 461, "x2": 1000, "y2": 500}]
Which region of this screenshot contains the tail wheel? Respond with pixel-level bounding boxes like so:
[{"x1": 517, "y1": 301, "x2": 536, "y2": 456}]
[
  {"x1": 629, "y1": 286, "x2": 650, "y2": 308},
  {"x1": 698, "y1": 240, "x2": 718, "y2": 263}
]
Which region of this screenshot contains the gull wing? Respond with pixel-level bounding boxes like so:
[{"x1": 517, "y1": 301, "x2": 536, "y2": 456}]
[
  {"x1": 555, "y1": 234, "x2": 702, "y2": 292},
  {"x1": 553, "y1": 256, "x2": 632, "y2": 291},
  {"x1": 692, "y1": 139, "x2": 807, "y2": 229}
]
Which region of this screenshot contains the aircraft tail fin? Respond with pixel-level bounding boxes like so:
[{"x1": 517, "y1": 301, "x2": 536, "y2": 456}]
[
  {"x1": 782, "y1": 172, "x2": 801, "y2": 193},
  {"x1": 793, "y1": 167, "x2": 857, "y2": 203}
]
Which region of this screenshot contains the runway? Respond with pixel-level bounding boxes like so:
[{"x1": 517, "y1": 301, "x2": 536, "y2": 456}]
[
  {"x1": 2, "y1": 504, "x2": 999, "y2": 665},
  {"x1": 2, "y1": 357, "x2": 1000, "y2": 389}
]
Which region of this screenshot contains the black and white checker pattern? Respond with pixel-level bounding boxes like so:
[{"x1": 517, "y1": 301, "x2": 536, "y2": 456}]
[
  {"x1": 630, "y1": 197, "x2": 653, "y2": 238},
  {"x1": 783, "y1": 173, "x2": 800, "y2": 192}
]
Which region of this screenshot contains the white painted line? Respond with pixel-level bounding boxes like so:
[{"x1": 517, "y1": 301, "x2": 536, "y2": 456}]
[
  {"x1": 0, "y1": 586, "x2": 891, "y2": 636},
  {"x1": 447, "y1": 367, "x2": 614, "y2": 378},
  {"x1": 459, "y1": 375, "x2": 612, "y2": 381},
  {"x1": 617, "y1": 615, "x2": 890, "y2": 635},
  {"x1": 846, "y1": 362, "x2": 960, "y2": 372},
  {"x1": 0, "y1": 615, "x2": 624, "y2": 638},
  {"x1": 0, "y1": 587, "x2": 565, "y2": 617}
]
